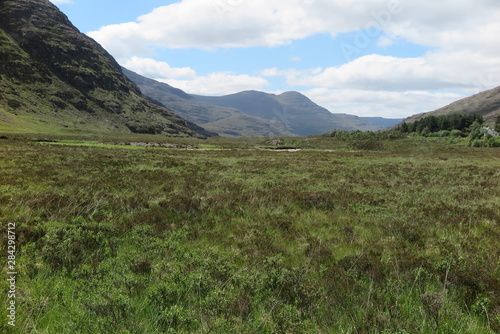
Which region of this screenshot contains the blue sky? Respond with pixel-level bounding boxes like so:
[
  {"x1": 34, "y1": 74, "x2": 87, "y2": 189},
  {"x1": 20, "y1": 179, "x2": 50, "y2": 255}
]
[{"x1": 51, "y1": 0, "x2": 500, "y2": 118}]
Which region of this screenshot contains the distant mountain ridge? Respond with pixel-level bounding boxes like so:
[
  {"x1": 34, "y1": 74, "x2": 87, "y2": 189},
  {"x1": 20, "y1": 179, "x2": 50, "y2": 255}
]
[
  {"x1": 360, "y1": 117, "x2": 404, "y2": 128},
  {"x1": 0, "y1": 0, "x2": 211, "y2": 137},
  {"x1": 193, "y1": 90, "x2": 379, "y2": 136},
  {"x1": 125, "y1": 69, "x2": 400, "y2": 137},
  {"x1": 123, "y1": 68, "x2": 291, "y2": 137}
]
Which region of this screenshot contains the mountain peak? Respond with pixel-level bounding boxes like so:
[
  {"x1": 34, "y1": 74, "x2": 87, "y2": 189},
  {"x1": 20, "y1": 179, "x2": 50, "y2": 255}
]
[{"x1": 279, "y1": 91, "x2": 306, "y2": 97}]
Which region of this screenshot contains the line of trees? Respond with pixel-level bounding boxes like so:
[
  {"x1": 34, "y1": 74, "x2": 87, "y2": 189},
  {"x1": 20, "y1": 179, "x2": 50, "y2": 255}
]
[
  {"x1": 395, "y1": 114, "x2": 484, "y2": 136},
  {"x1": 325, "y1": 130, "x2": 404, "y2": 140}
]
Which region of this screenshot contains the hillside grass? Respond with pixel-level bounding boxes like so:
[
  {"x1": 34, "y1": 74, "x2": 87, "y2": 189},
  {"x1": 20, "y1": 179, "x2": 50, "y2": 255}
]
[{"x1": 0, "y1": 135, "x2": 499, "y2": 333}]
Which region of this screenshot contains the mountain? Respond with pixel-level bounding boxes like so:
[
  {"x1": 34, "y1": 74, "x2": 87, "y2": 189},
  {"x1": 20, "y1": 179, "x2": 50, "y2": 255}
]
[
  {"x1": 398, "y1": 86, "x2": 500, "y2": 127},
  {"x1": 360, "y1": 117, "x2": 403, "y2": 128},
  {"x1": 194, "y1": 91, "x2": 383, "y2": 136},
  {"x1": 0, "y1": 0, "x2": 211, "y2": 137},
  {"x1": 123, "y1": 68, "x2": 291, "y2": 137},
  {"x1": 124, "y1": 69, "x2": 384, "y2": 137}
]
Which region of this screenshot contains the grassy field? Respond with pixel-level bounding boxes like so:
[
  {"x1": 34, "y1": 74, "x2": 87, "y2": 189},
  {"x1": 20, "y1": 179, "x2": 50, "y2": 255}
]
[{"x1": 1, "y1": 134, "x2": 499, "y2": 333}]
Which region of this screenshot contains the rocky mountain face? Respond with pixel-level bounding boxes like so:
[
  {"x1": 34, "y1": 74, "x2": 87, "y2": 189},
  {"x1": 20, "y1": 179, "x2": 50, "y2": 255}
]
[
  {"x1": 399, "y1": 86, "x2": 500, "y2": 126},
  {"x1": 0, "y1": 0, "x2": 211, "y2": 137},
  {"x1": 125, "y1": 69, "x2": 388, "y2": 137}
]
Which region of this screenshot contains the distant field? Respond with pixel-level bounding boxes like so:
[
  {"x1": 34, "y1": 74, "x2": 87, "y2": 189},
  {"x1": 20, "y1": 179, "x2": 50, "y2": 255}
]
[{"x1": 1, "y1": 134, "x2": 499, "y2": 333}]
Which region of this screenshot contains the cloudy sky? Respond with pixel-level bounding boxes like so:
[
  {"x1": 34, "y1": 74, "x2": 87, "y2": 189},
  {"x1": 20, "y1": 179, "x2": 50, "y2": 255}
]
[{"x1": 50, "y1": 0, "x2": 500, "y2": 118}]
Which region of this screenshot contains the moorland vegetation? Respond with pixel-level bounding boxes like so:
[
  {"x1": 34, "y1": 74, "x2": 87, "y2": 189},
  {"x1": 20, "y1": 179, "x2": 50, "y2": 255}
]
[{"x1": 1, "y1": 133, "x2": 499, "y2": 333}]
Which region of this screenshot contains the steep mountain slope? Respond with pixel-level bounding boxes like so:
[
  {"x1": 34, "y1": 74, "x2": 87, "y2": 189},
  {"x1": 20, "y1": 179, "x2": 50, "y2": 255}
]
[
  {"x1": 194, "y1": 90, "x2": 380, "y2": 136},
  {"x1": 0, "y1": 0, "x2": 211, "y2": 137},
  {"x1": 399, "y1": 86, "x2": 500, "y2": 126},
  {"x1": 123, "y1": 68, "x2": 291, "y2": 137}
]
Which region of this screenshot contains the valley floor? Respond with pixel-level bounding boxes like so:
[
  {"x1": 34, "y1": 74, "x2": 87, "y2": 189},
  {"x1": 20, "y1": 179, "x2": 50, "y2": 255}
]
[{"x1": 0, "y1": 134, "x2": 499, "y2": 333}]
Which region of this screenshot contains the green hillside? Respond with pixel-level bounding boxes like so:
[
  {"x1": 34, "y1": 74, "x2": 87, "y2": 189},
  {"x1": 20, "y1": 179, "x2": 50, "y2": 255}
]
[
  {"x1": 399, "y1": 86, "x2": 500, "y2": 127},
  {"x1": 0, "y1": 0, "x2": 210, "y2": 137}
]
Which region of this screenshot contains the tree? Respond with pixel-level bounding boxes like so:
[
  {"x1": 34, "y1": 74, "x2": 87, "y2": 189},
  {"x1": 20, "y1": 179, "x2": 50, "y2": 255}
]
[
  {"x1": 398, "y1": 122, "x2": 409, "y2": 133},
  {"x1": 468, "y1": 121, "x2": 484, "y2": 140},
  {"x1": 494, "y1": 115, "x2": 500, "y2": 133}
]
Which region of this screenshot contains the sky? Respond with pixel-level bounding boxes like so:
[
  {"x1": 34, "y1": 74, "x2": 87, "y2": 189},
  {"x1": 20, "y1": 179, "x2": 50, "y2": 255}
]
[{"x1": 49, "y1": 0, "x2": 500, "y2": 118}]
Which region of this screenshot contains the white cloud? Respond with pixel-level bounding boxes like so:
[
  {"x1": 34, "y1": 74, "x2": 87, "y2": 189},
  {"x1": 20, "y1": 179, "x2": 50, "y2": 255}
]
[
  {"x1": 376, "y1": 36, "x2": 394, "y2": 47},
  {"x1": 274, "y1": 52, "x2": 500, "y2": 93},
  {"x1": 305, "y1": 87, "x2": 465, "y2": 118},
  {"x1": 120, "y1": 56, "x2": 268, "y2": 96},
  {"x1": 288, "y1": 55, "x2": 440, "y2": 91},
  {"x1": 259, "y1": 47, "x2": 500, "y2": 118},
  {"x1": 259, "y1": 67, "x2": 280, "y2": 77},
  {"x1": 162, "y1": 73, "x2": 269, "y2": 96},
  {"x1": 87, "y1": 0, "x2": 396, "y2": 57},
  {"x1": 387, "y1": 0, "x2": 500, "y2": 53},
  {"x1": 88, "y1": 0, "x2": 499, "y2": 53},
  {"x1": 122, "y1": 57, "x2": 196, "y2": 80}
]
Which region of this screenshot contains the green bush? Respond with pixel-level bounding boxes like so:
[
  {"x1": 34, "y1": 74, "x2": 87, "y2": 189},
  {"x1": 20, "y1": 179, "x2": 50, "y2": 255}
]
[
  {"x1": 41, "y1": 218, "x2": 116, "y2": 271},
  {"x1": 468, "y1": 137, "x2": 500, "y2": 147}
]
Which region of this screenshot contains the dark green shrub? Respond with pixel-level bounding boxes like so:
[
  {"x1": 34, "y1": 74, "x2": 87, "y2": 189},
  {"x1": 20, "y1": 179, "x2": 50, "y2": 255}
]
[
  {"x1": 41, "y1": 217, "x2": 116, "y2": 271},
  {"x1": 352, "y1": 140, "x2": 385, "y2": 151}
]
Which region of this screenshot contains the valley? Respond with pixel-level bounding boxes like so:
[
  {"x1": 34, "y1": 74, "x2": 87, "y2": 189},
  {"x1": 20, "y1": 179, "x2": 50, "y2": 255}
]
[{"x1": 1, "y1": 0, "x2": 499, "y2": 333}]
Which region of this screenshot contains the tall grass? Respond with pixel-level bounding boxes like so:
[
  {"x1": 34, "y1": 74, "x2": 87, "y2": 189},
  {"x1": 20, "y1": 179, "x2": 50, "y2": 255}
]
[{"x1": 0, "y1": 136, "x2": 499, "y2": 333}]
